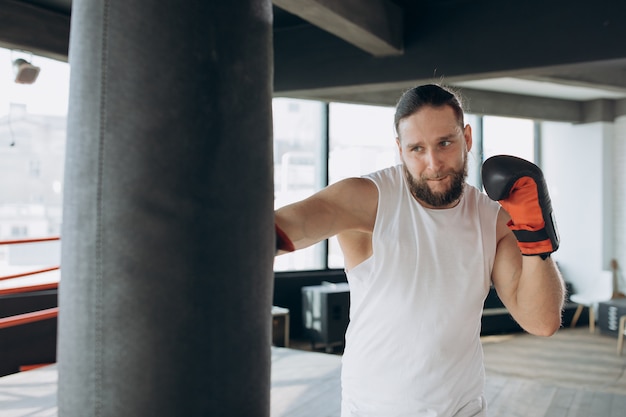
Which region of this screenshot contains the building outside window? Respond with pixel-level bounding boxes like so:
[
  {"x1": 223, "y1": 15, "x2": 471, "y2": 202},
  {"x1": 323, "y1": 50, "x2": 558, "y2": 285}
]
[{"x1": 0, "y1": 47, "x2": 67, "y2": 272}]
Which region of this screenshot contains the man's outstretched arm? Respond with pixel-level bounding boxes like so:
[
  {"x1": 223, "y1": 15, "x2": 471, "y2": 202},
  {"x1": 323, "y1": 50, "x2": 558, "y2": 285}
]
[{"x1": 274, "y1": 177, "x2": 377, "y2": 255}]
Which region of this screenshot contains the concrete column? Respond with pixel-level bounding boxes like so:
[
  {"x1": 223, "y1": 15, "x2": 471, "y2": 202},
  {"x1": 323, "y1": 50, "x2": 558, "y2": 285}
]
[{"x1": 58, "y1": 1, "x2": 274, "y2": 415}]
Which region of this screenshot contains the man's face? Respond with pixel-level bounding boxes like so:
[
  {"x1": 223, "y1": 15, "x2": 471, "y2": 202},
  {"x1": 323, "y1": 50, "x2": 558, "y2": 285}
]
[{"x1": 396, "y1": 105, "x2": 472, "y2": 209}]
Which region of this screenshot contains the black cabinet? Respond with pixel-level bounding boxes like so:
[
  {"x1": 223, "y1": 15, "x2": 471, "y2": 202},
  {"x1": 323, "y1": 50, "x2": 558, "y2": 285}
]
[
  {"x1": 598, "y1": 298, "x2": 626, "y2": 336},
  {"x1": 301, "y1": 283, "x2": 350, "y2": 351}
]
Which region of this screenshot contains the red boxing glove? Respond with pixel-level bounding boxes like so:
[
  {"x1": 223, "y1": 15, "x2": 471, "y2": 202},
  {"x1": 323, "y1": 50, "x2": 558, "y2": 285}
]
[
  {"x1": 275, "y1": 223, "x2": 295, "y2": 254},
  {"x1": 482, "y1": 155, "x2": 559, "y2": 258}
]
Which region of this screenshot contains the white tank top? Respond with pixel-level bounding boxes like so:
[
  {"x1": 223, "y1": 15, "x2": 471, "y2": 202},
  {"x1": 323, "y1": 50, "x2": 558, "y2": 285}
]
[{"x1": 341, "y1": 165, "x2": 500, "y2": 417}]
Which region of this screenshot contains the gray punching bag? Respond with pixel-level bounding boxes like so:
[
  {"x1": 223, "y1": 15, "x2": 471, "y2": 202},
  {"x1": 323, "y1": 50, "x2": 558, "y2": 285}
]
[{"x1": 58, "y1": 0, "x2": 274, "y2": 416}]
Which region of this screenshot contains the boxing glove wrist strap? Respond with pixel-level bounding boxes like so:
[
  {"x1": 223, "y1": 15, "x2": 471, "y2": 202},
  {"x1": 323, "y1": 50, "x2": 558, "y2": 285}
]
[
  {"x1": 511, "y1": 228, "x2": 550, "y2": 243},
  {"x1": 511, "y1": 229, "x2": 551, "y2": 259}
]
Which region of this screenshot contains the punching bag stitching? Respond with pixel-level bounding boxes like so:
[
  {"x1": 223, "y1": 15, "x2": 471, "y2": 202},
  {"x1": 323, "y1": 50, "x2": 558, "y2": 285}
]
[{"x1": 95, "y1": 1, "x2": 110, "y2": 415}]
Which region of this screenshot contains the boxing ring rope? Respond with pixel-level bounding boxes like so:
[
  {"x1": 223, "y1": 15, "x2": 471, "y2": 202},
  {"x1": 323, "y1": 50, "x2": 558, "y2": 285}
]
[
  {"x1": 0, "y1": 307, "x2": 59, "y2": 329},
  {"x1": 0, "y1": 282, "x2": 59, "y2": 296},
  {"x1": 0, "y1": 236, "x2": 61, "y2": 245},
  {"x1": 0, "y1": 236, "x2": 60, "y2": 330},
  {"x1": 0, "y1": 266, "x2": 60, "y2": 282}
]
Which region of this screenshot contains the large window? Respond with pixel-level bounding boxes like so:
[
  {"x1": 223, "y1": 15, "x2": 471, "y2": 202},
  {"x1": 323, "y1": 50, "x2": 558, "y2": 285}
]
[
  {"x1": 327, "y1": 103, "x2": 399, "y2": 268},
  {"x1": 465, "y1": 113, "x2": 483, "y2": 188},
  {"x1": 272, "y1": 98, "x2": 328, "y2": 271},
  {"x1": 328, "y1": 103, "x2": 398, "y2": 182},
  {"x1": 482, "y1": 116, "x2": 535, "y2": 162},
  {"x1": 272, "y1": 100, "x2": 400, "y2": 271}
]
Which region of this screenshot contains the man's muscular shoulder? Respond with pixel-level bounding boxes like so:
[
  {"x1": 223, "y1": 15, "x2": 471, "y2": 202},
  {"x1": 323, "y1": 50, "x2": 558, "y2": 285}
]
[{"x1": 327, "y1": 177, "x2": 378, "y2": 233}]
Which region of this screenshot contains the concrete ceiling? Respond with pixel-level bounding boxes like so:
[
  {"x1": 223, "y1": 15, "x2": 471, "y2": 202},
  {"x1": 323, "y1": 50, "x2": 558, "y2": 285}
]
[{"x1": 2, "y1": 0, "x2": 626, "y2": 122}]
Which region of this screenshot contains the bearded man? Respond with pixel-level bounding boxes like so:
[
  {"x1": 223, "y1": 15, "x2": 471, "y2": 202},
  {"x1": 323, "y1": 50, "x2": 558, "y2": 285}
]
[{"x1": 275, "y1": 84, "x2": 565, "y2": 417}]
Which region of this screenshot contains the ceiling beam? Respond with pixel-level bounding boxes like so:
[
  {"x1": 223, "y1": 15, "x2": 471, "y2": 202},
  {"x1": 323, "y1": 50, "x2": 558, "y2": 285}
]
[
  {"x1": 275, "y1": 84, "x2": 588, "y2": 123},
  {"x1": 0, "y1": 0, "x2": 70, "y2": 62},
  {"x1": 460, "y1": 88, "x2": 582, "y2": 123},
  {"x1": 274, "y1": 0, "x2": 626, "y2": 96},
  {"x1": 272, "y1": 0, "x2": 403, "y2": 57},
  {"x1": 616, "y1": 99, "x2": 626, "y2": 118},
  {"x1": 522, "y1": 72, "x2": 626, "y2": 95}
]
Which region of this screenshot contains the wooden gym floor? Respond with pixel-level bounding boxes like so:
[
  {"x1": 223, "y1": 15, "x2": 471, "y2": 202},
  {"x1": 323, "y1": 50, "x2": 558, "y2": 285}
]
[{"x1": 276, "y1": 327, "x2": 626, "y2": 417}]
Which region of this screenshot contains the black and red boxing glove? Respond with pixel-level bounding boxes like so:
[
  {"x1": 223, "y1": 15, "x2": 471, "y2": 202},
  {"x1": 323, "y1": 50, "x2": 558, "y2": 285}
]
[
  {"x1": 481, "y1": 155, "x2": 559, "y2": 259},
  {"x1": 275, "y1": 224, "x2": 295, "y2": 254}
]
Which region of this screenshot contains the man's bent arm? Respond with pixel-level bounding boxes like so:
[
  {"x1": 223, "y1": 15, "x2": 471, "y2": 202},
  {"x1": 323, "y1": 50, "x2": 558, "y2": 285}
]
[{"x1": 492, "y1": 210, "x2": 565, "y2": 336}]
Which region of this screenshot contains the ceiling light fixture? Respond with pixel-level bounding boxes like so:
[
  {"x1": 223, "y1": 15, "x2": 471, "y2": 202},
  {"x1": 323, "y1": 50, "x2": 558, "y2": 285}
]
[{"x1": 13, "y1": 58, "x2": 40, "y2": 84}]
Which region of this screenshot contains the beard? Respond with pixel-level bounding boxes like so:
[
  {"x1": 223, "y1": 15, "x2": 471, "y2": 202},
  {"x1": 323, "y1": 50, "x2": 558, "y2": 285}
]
[{"x1": 403, "y1": 159, "x2": 468, "y2": 208}]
